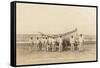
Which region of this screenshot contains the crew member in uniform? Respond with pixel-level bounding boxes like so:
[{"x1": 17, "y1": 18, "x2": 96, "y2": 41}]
[
  {"x1": 70, "y1": 35, "x2": 75, "y2": 51},
  {"x1": 52, "y1": 37, "x2": 56, "y2": 52},
  {"x1": 35, "y1": 37, "x2": 40, "y2": 51},
  {"x1": 29, "y1": 37, "x2": 34, "y2": 51},
  {"x1": 78, "y1": 34, "x2": 84, "y2": 51},
  {"x1": 58, "y1": 36, "x2": 63, "y2": 52}
]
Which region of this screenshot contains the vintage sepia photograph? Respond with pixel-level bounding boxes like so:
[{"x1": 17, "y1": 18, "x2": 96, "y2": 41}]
[{"x1": 15, "y1": 2, "x2": 97, "y2": 66}]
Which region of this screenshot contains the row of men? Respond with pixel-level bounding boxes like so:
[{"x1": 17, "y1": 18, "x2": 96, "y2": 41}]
[
  {"x1": 29, "y1": 34, "x2": 84, "y2": 52},
  {"x1": 29, "y1": 36, "x2": 63, "y2": 52}
]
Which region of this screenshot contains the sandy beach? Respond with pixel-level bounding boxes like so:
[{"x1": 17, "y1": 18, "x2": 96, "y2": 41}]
[{"x1": 16, "y1": 43, "x2": 96, "y2": 65}]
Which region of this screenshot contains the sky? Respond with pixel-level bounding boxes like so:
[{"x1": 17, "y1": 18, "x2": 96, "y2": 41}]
[{"x1": 16, "y1": 3, "x2": 96, "y2": 35}]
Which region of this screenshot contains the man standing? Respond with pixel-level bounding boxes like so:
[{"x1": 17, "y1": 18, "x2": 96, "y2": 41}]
[
  {"x1": 44, "y1": 37, "x2": 48, "y2": 51},
  {"x1": 52, "y1": 37, "x2": 56, "y2": 52},
  {"x1": 70, "y1": 35, "x2": 75, "y2": 51},
  {"x1": 46, "y1": 37, "x2": 49, "y2": 51},
  {"x1": 78, "y1": 34, "x2": 84, "y2": 51},
  {"x1": 29, "y1": 37, "x2": 34, "y2": 45},
  {"x1": 38, "y1": 38, "x2": 42, "y2": 51},
  {"x1": 35, "y1": 37, "x2": 40, "y2": 51},
  {"x1": 48, "y1": 37, "x2": 52, "y2": 51},
  {"x1": 29, "y1": 37, "x2": 34, "y2": 51},
  {"x1": 58, "y1": 36, "x2": 63, "y2": 52}
]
